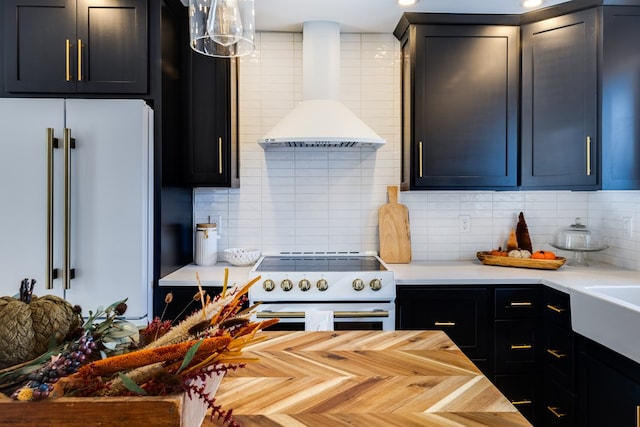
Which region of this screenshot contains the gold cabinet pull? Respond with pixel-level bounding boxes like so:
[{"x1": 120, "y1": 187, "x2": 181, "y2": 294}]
[
  {"x1": 546, "y1": 304, "x2": 566, "y2": 313},
  {"x1": 636, "y1": 405, "x2": 639, "y2": 427},
  {"x1": 65, "y1": 39, "x2": 72, "y2": 81},
  {"x1": 586, "y1": 136, "x2": 591, "y2": 176},
  {"x1": 547, "y1": 406, "x2": 566, "y2": 418},
  {"x1": 218, "y1": 137, "x2": 223, "y2": 174},
  {"x1": 46, "y1": 128, "x2": 57, "y2": 289},
  {"x1": 77, "y1": 39, "x2": 83, "y2": 81},
  {"x1": 509, "y1": 301, "x2": 532, "y2": 307},
  {"x1": 511, "y1": 344, "x2": 532, "y2": 350},
  {"x1": 547, "y1": 349, "x2": 567, "y2": 359},
  {"x1": 434, "y1": 321, "x2": 455, "y2": 327},
  {"x1": 418, "y1": 141, "x2": 423, "y2": 178},
  {"x1": 511, "y1": 399, "x2": 532, "y2": 406}
]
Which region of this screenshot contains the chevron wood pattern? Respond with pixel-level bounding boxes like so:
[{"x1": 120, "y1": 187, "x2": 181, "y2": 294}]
[{"x1": 202, "y1": 330, "x2": 532, "y2": 427}]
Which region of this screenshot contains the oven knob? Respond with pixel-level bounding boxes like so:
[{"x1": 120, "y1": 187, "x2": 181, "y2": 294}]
[
  {"x1": 316, "y1": 278, "x2": 328, "y2": 291},
  {"x1": 299, "y1": 278, "x2": 311, "y2": 291},
  {"x1": 263, "y1": 279, "x2": 275, "y2": 292},
  {"x1": 369, "y1": 278, "x2": 382, "y2": 291},
  {"x1": 281, "y1": 279, "x2": 293, "y2": 291},
  {"x1": 352, "y1": 278, "x2": 365, "y2": 291}
]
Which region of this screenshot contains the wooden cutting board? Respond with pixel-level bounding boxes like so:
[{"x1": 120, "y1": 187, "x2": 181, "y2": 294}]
[{"x1": 378, "y1": 185, "x2": 411, "y2": 263}]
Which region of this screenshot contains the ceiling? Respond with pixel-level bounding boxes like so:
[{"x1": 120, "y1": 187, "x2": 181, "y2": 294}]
[{"x1": 181, "y1": 0, "x2": 572, "y2": 33}]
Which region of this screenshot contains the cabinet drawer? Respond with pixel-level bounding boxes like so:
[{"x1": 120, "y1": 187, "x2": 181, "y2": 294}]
[
  {"x1": 543, "y1": 287, "x2": 571, "y2": 326},
  {"x1": 495, "y1": 374, "x2": 538, "y2": 425},
  {"x1": 495, "y1": 287, "x2": 541, "y2": 319},
  {"x1": 543, "y1": 377, "x2": 576, "y2": 427},
  {"x1": 495, "y1": 319, "x2": 538, "y2": 373},
  {"x1": 396, "y1": 287, "x2": 488, "y2": 359},
  {"x1": 544, "y1": 320, "x2": 574, "y2": 388}
]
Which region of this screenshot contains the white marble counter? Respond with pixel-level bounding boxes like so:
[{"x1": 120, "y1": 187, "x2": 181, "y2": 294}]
[
  {"x1": 389, "y1": 260, "x2": 640, "y2": 292},
  {"x1": 159, "y1": 262, "x2": 253, "y2": 287}
]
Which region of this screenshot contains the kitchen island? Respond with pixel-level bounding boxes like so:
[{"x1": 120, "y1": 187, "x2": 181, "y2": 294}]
[{"x1": 203, "y1": 330, "x2": 531, "y2": 427}]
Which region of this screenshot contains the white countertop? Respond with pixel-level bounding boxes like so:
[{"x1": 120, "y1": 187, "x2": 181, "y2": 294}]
[
  {"x1": 159, "y1": 262, "x2": 254, "y2": 287},
  {"x1": 160, "y1": 259, "x2": 640, "y2": 364}
]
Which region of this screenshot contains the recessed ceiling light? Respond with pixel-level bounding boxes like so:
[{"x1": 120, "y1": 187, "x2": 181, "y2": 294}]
[
  {"x1": 398, "y1": 0, "x2": 419, "y2": 6},
  {"x1": 522, "y1": 0, "x2": 544, "y2": 7}
]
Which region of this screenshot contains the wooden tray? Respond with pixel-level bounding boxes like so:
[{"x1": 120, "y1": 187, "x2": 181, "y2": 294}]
[
  {"x1": 476, "y1": 251, "x2": 566, "y2": 270},
  {"x1": 0, "y1": 373, "x2": 223, "y2": 427}
]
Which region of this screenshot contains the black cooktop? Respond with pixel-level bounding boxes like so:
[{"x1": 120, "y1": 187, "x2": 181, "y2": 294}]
[{"x1": 254, "y1": 255, "x2": 387, "y2": 272}]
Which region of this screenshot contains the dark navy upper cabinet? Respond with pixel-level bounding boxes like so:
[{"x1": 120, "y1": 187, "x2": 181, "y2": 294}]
[
  {"x1": 4, "y1": 0, "x2": 147, "y2": 94},
  {"x1": 522, "y1": 5, "x2": 640, "y2": 190},
  {"x1": 600, "y1": 6, "x2": 640, "y2": 189},
  {"x1": 521, "y1": 9, "x2": 599, "y2": 190},
  {"x1": 396, "y1": 18, "x2": 519, "y2": 190}
]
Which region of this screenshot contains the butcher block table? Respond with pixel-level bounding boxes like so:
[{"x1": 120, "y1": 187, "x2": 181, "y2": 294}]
[{"x1": 203, "y1": 330, "x2": 531, "y2": 427}]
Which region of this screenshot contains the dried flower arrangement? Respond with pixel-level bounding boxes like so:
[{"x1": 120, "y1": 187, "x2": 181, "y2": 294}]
[{"x1": 0, "y1": 271, "x2": 276, "y2": 426}]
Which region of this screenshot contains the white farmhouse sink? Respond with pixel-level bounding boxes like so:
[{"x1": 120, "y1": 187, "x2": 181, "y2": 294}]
[
  {"x1": 571, "y1": 285, "x2": 640, "y2": 364},
  {"x1": 588, "y1": 285, "x2": 640, "y2": 307}
]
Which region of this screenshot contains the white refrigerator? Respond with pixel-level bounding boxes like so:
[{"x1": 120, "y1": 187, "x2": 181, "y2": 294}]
[{"x1": 0, "y1": 98, "x2": 153, "y2": 323}]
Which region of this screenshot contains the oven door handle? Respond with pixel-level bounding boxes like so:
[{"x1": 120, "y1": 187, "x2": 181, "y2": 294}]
[{"x1": 256, "y1": 310, "x2": 389, "y2": 319}]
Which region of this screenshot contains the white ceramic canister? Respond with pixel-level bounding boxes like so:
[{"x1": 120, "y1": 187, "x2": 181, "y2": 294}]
[{"x1": 195, "y1": 223, "x2": 218, "y2": 265}]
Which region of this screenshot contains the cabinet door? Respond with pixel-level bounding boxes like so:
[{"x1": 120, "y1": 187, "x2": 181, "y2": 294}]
[
  {"x1": 521, "y1": 9, "x2": 598, "y2": 189},
  {"x1": 4, "y1": 0, "x2": 76, "y2": 93},
  {"x1": 579, "y1": 341, "x2": 640, "y2": 427},
  {"x1": 184, "y1": 52, "x2": 233, "y2": 186},
  {"x1": 396, "y1": 287, "x2": 488, "y2": 359},
  {"x1": 601, "y1": 6, "x2": 640, "y2": 190},
  {"x1": 411, "y1": 25, "x2": 518, "y2": 189},
  {"x1": 76, "y1": 0, "x2": 148, "y2": 93}
]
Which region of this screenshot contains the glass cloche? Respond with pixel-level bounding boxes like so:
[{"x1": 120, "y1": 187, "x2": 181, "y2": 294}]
[{"x1": 550, "y1": 218, "x2": 608, "y2": 266}]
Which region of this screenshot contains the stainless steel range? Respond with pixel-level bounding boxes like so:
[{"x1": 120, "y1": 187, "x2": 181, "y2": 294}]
[{"x1": 248, "y1": 252, "x2": 396, "y2": 331}]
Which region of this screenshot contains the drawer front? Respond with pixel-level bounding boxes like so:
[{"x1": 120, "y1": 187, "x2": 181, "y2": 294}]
[
  {"x1": 397, "y1": 287, "x2": 488, "y2": 359},
  {"x1": 495, "y1": 287, "x2": 541, "y2": 319},
  {"x1": 544, "y1": 320, "x2": 574, "y2": 388},
  {"x1": 495, "y1": 319, "x2": 538, "y2": 373},
  {"x1": 543, "y1": 286, "x2": 571, "y2": 327},
  {"x1": 543, "y1": 377, "x2": 576, "y2": 427},
  {"x1": 495, "y1": 374, "x2": 538, "y2": 425}
]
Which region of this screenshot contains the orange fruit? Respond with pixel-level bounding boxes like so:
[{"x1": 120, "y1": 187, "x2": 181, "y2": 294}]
[
  {"x1": 531, "y1": 251, "x2": 546, "y2": 259},
  {"x1": 532, "y1": 250, "x2": 557, "y2": 260}
]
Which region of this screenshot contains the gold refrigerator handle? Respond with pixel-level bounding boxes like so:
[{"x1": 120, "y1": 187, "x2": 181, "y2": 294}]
[
  {"x1": 218, "y1": 137, "x2": 223, "y2": 174},
  {"x1": 46, "y1": 129, "x2": 56, "y2": 289},
  {"x1": 65, "y1": 39, "x2": 72, "y2": 81},
  {"x1": 77, "y1": 39, "x2": 83, "y2": 82},
  {"x1": 63, "y1": 129, "x2": 73, "y2": 289}
]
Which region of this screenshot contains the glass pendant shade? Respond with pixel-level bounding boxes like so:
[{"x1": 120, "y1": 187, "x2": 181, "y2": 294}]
[{"x1": 190, "y1": 0, "x2": 255, "y2": 57}]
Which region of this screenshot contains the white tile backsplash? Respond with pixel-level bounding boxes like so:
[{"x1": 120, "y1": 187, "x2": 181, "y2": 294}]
[{"x1": 194, "y1": 32, "x2": 640, "y2": 271}]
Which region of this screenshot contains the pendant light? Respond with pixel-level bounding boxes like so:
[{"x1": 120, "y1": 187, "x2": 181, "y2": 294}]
[{"x1": 189, "y1": 0, "x2": 255, "y2": 57}]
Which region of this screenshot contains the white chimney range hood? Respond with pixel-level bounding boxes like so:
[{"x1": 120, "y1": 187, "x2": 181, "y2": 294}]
[{"x1": 258, "y1": 21, "x2": 386, "y2": 149}]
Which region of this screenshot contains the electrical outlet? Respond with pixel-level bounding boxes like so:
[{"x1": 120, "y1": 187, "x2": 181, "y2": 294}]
[
  {"x1": 459, "y1": 215, "x2": 471, "y2": 233},
  {"x1": 623, "y1": 217, "x2": 633, "y2": 238}
]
